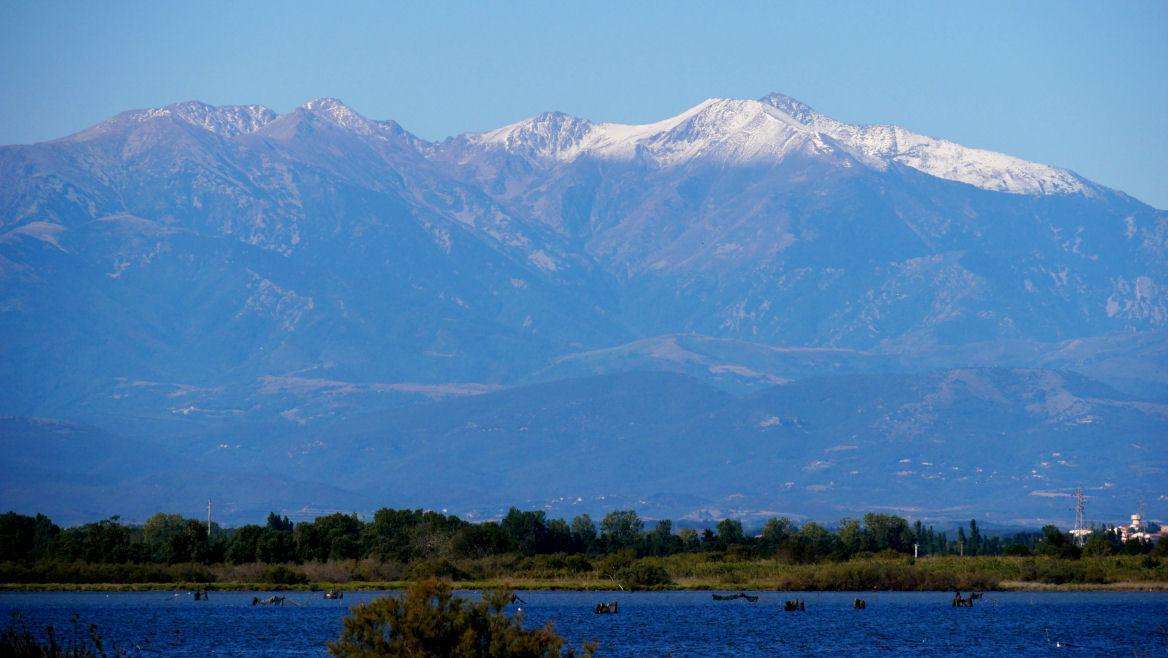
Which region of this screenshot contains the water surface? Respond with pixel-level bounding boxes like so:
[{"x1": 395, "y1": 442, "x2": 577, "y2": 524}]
[{"x1": 2, "y1": 590, "x2": 1166, "y2": 656}]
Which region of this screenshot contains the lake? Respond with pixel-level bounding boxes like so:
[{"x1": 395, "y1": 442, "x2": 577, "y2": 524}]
[{"x1": 2, "y1": 590, "x2": 1166, "y2": 656}]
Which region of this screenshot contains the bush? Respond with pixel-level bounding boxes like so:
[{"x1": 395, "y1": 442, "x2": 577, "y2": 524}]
[
  {"x1": 535, "y1": 553, "x2": 592, "y2": 574},
  {"x1": 329, "y1": 579, "x2": 595, "y2": 657},
  {"x1": 406, "y1": 558, "x2": 469, "y2": 580},
  {"x1": 261, "y1": 565, "x2": 308, "y2": 585},
  {"x1": 349, "y1": 558, "x2": 404, "y2": 582},
  {"x1": 595, "y1": 550, "x2": 635, "y2": 581},
  {"x1": 617, "y1": 562, "x2": 672, "y2": 590},
  {"x1": 1002, "y1": 544, "x2": 1032, "y2": 557}
]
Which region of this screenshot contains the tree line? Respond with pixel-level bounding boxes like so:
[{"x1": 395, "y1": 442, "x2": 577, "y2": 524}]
[{"x1": 1, "y1": 508, "x2": 1163, "y2": 567}]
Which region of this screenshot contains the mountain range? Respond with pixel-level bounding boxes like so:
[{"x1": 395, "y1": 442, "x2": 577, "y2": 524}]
[{"x1": 1, "y1": 94, "x2": 1165, "y2": 526}]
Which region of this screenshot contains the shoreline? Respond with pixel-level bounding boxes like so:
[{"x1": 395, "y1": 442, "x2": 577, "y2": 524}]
[
  {"x1": 4, "y1": 580, "x2": 1168, "y2": 593},
  {"x1": 995, "y1": 580, "x2": 1168, "y2": 592}
]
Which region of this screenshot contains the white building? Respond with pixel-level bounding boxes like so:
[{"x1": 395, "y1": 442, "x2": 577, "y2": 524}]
[{"x1": 1115, "y1": 513, "x2": 1160, "y2": 543}]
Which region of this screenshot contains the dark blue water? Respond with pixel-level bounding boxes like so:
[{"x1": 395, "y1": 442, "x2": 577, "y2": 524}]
[{"x1": 2, "y1": 590, "x2": 1166, "y2": 656}]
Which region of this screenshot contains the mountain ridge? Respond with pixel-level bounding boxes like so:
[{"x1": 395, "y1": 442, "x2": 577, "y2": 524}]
[{"x1": 26, "y1": 93, "x2": 1118, "y2": 201}]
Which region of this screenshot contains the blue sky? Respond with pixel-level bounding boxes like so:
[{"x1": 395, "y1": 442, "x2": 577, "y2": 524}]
[{"x1": 2, "y1": 1, "x2": 1165, "y2": 207}]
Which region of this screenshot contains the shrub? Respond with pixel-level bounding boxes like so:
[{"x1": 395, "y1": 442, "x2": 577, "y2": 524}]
[
  {"x1": 1003, "y1": 544, "x2": 1032, "y2": 557},
  {"x1": 617, "y1": 562, "x2": 672, "y2": 590},
  {"x1": 350, "y1": 558, "x2": 404, "y2": 582},
  {"x1": 329, "y1": 578, "x2": 595, "y2": 657},
  {"x1": 536, "y1": 553, "x2": 592, "y2": 574},
  {"x1": 261, "y1": 565, "x2": 309, "y2": 585},
  {"x1": 595, "y1": 550, "x2": 635, "y2": 581},
  {"x1": 406, "y1": 558, "x2": 469, "y2": 580},
  {"x1": 562, "y1": 554, "x2": 593, "y2": 574}
]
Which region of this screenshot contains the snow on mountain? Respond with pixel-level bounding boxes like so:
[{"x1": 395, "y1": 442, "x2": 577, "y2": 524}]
[
  {"x1": 467, "y1": 111, "x2": 599, "y2": 161},
  {"x1": 300, "y1": 97, "x2": 384, "y2": 136},
  {"x1": 758, "y1": 93, "x2": 1087, "y2": 195},
  {"x1": 71, "y1": 100, "x2": 279, "y2": 139},
  {"x1": 163, "y1": 101, "x2": 278, "y2": 137},
  {"x1": 65, "y1": 94, "x2": 1090, "y2": 197},
  {"x1": 465, "y1": 93, "x2": 1088, "y2": 196},
  {"x1": 467, "y1": 98, "x2": 829, "y2": 166}
]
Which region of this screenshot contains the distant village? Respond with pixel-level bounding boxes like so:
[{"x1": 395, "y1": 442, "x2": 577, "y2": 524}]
[{"x1": 1071, "y1": 509, "x2": 1166, "y2": 546}]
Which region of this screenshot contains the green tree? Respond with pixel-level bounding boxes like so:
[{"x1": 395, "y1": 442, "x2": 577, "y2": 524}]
[
  {"x1": 837, "y1": 518, "x2": 868, "y2": 556},
  {"x1": 715, "y1": 519, "x2": 745, "y2": 547},
  {"x1": 296, "y1": 513, "x2": 363, "y2": 561},
  {"x1": 968, "y1": 519, "x2": 982, "y2": 556},
  {"x1": 501, "y1": 508, "x2": 548, "y2": 555},
  {"x1": 1037, "y1": 525, "x2": 1080, "y2": 559},
  {"x1": 546, "y1": 519, "x2": 575, "y2": 553},
  {"x1": 256, "y1": 527, "x2": 296, "y2": 563},
  {"x1": 1082, "y1": 531, "x2": 1117, "y2": 557},
  {"x1": 142, "y1": 513, "x2": 188, "y2": 563},
  {"x1": 759, "y1": 517, "x2": 796, "y2": 552},
  {"x1": 364, "y1": 509, "x2": 465, "y2": 562},
  {"x1": 677, "y1": 527, "x2": 701, "y2": 551},
  {"x1": 1153, "y1": 537, "x2": 1168, "y2": 557},
  {"x1": 226, "y1": 525, "x2": 265, "y2": 564},
  {"x1": 266, "y1": 512, "x2": 294, "y2": 533},
  {"x1": 452, "y1": 522, "x2": 511, "y2": 559},
  {"x1": 1122, "y1": 538, "x2": 1148, "y2": 555},
  {"x1": 644, "y1": 520, "x2": 680, "y2": 556},
  {"x1": 600, "y1": 510, "x2": 643, "y2": 550},
  {"x1": 56, "y1": 517, "x2": 136, "y2": 563},
  {"x1": 570, "y1": 515, "x2": 597, "y2": 553},
  {"x1": 0, "y1": 512, "x2": 59, "y2": 562},
  {"x1": 786, "y1": 522, "x2": 835, "y2": 563},
  {"x1": 863, "y1": 514, "x2": 912, "y2": 553}
]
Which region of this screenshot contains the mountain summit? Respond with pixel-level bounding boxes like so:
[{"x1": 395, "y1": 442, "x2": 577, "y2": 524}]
[{"x1": 460, "y1": 94, "x2": 1089, "y2": 195}]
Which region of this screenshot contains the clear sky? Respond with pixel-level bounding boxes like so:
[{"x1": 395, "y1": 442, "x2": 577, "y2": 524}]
[{"x1": 2, "y1": 1, "x2": 1165, "y2": 207}]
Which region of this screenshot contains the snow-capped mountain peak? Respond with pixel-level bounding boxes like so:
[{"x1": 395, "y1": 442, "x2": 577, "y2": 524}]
[
  {"x1": 643, "y1": 98, "x2": 831, "y2": 164},
  {"x1": 758, "y1": 92, "x2": 1087, "y2": 195},
  {"x1": 463, "y1": 94, "x2": 1089, "y2": 196},
  {"x1": 468, "y1": 98, "x2": 826, "y2": 166}
]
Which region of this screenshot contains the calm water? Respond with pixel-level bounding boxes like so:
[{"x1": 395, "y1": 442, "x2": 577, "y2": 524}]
[{"x1": 2, "y1": 590, "x2": 1166, "y2": 656}]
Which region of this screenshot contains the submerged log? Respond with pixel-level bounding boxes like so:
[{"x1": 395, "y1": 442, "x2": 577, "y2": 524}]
[{"x1": 593, "y1": 601, "x2": 619, "y2": 614}]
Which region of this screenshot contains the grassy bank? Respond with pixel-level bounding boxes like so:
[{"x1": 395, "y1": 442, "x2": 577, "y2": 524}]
[{"x1": 2, "y1": 554, "x2": 1165, "y2": 592}]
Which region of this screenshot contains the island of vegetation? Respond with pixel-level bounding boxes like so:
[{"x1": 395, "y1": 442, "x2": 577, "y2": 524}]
[{"x1": 1, "y1": 508, "x2": 1165, "y2": 592}]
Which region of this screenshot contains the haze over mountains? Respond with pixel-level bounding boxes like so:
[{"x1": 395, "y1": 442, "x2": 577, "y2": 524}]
[{"x1": 1, "y1": 94, "x2": 1165, "y2": 526}]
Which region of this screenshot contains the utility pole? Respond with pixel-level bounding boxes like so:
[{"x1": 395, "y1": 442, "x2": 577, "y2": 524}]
[
  {"x1": 1073, "y1": 486, "x2": 1086, "y2": 546},
  {"x1": 207, "y1": 499, "x2": 213, "y2": 538}
]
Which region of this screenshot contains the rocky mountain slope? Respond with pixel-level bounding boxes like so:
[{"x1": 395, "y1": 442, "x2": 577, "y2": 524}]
[{"x1": 1, "y1": 94, "x2": 1164, "y2": 524}]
